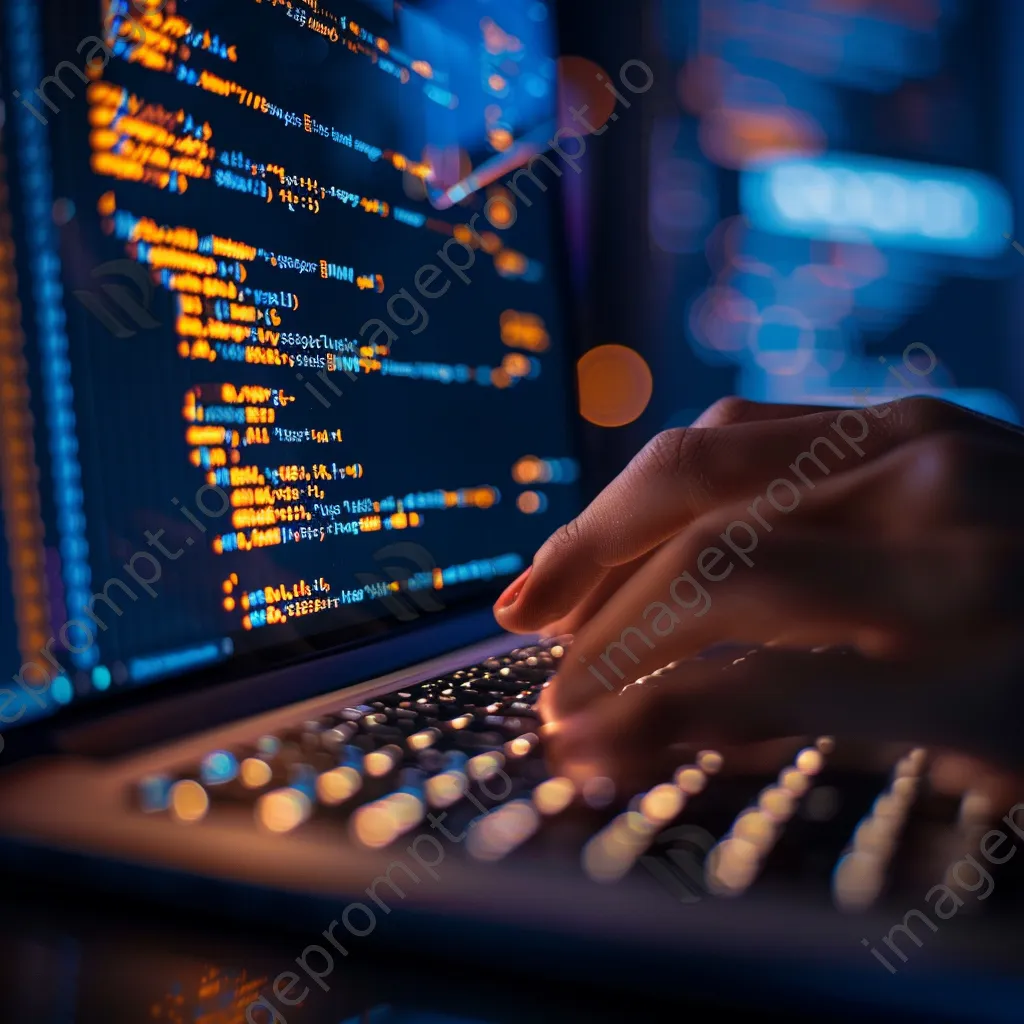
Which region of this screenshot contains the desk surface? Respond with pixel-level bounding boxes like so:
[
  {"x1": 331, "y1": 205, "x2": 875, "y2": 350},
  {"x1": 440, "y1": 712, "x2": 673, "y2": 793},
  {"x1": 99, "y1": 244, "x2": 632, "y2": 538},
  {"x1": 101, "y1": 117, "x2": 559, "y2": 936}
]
[
  {"x1": 0, "y1": 885, "x2": 894, "y2": 1024},
  {"x1": 0, "y1": 888, "x2": 742, "y2": 1024}
]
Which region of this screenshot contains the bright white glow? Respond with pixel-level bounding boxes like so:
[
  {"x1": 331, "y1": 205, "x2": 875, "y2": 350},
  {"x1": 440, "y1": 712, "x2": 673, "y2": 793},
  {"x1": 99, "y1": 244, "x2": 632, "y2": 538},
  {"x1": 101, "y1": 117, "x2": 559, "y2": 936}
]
[
  {"x1": 748, "y1": 154, "x2": 1012, "y2": 256},
  {"x1": 861, "y1": 173, "x2": 907, "y2": 232}
]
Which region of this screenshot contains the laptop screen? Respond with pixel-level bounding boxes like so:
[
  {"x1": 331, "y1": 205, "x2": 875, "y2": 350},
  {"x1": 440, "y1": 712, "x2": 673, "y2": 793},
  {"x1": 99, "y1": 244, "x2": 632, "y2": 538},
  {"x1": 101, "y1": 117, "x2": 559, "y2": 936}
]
[{"x1": 0, "y1": 0, "x2": 579, "y2": 730}]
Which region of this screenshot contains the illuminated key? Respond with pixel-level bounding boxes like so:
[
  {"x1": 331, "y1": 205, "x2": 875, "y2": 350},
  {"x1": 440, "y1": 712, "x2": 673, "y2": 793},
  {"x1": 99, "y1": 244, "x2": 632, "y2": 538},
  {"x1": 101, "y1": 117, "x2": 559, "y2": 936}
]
[
  {"x1": 425, "y1": 772, "x2": 467, "y2": 809},
  {"x1": 894, "y1": 747, "x2": 929, "y2": 779},
  {"x1": 351, "y1": 771, "x2": 426, "y2": 849},
  {"x1": 364, "y1": 744, "x2": 402, "y2": 778},
  {"x1": 942, "y1": 790, "x2": 996, "y2": 889},
  {"x1": 638, "y1": 783, "x2": 685, "y2": 825},
  {"x1": 718, "y1": 739, "x2": 833, "y2": 876},
  {"x1": 199, "y1": 750, "x2": 238, "y2": 786},
  {"x1": 872, "y1": 793, "x2": 906, "y2": 821},
  {"x1": 533, "y1": 776, "x2": 575, "y2": 816},
  {"x1": 832, "y1": 751, "x2": 924, "y2": 910},
  {"x1": 582, "y1": 812, "x2": 658, "y2": 883},
  {"x1": 170, "y1": 780, "x2": 208, "y2": 824},
  {"x1": 907, "y1": 748, "x2": 928, "y2": 772},
  {"x1": 779, "y1": 768, "x2": 811, "y2": 796},
  {"x1": 852, "y1": 817, "x2": 898, "y2": 857},
  {"x1": 240, "y1": 757, "x2": 273, "y2": 790},
  {"x1": 448, "y1": 714, "x2": 473, "y2": 731},
  {"x1": 674, "y1": 766, "x2": 706, "y2": 795},
  {"x1": 425, "y1": 751, "x2": 469, "y2": 809},
  {"x1": 732, "y1": 809, "x2": 777, "y2": 852},
  {"x1": 795, "y1": 747, "x2": 824, "y2": 776},
  {"x1": 467, "y1": 751, "x2": 505, "y2": 782},
  {"x1": 891, "y1": 776, "x2": 918, "y2": 800},
  {"x1": 257, "y1": 787, "x2": 311, "y2": 834},
  {"x1": 705, "y1": 837, "x2": 760, "y2": 896},
  {"x1": 758, "y1": 786, "x2": 796, "y2": 822},
  {"x1": 697, "y1": 750, "x2": 723, "y2": 774},
  {"x1": 316, "y1": 766, "x2": 362, "y2": 806},
  {"x1": 408, "y1": 727, "x2": 441, "y2": 751},
  {"x1": 504, "y1": 732, "x2": 538, "y2": 759},
  {"x1": 833, "y1": 850, "x2": 885, "y2": 911},
  {"x1": 466, "y1": 799, "x2": 540, "y2": 861}
]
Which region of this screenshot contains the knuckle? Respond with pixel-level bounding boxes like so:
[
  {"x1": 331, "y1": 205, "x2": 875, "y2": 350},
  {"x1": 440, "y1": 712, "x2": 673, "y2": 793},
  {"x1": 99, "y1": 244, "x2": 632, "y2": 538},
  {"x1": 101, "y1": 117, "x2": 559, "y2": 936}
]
[
  {"x1": 641, "y1": 428, "x2": 687, "y2": 475},
  {"x1": 547, "y1": 517, "x2": 584, "y2": 555},
  {"x1": 883, "y1": 432, "x2": 976, "y2": 532},
  {"x1": 697, "y1": 396, "x2": 754, "y2": 428},
  {"x1": 901, "y1": 394, "x2": 963, "y2": 434},
  {"x1": 640, "y1": 427, "x2": 711, "y2": 480}
]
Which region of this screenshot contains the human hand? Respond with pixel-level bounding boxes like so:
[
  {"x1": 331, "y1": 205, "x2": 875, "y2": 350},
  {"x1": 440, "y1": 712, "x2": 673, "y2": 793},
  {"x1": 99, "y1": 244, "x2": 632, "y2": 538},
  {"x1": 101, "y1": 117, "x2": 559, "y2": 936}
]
[
  {"x1": 539, "y1": 645, "x2": 1024, "y2": 801},
  {"x1": 493, "y1": 396, "x2": 1024, "y2": 728}
]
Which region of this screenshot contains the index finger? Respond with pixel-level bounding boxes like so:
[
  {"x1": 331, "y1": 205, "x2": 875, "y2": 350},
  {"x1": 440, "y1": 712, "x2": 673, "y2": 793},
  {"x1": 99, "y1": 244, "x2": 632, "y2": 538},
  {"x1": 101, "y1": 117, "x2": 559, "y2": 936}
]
[{"x1": 498, "y1": 395, "x2": 983, "y2": 633}]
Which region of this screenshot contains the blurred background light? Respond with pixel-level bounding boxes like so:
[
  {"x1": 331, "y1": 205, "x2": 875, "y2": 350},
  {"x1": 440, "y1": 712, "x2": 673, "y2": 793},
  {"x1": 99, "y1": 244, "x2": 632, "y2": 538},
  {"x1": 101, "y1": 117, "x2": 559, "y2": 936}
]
[
  {"x1": 556, "y1": 55, "x2": 618, "y2": 134},
  {"x1": 741, "y1": 155, "x2": 1012, "y2": 256},
  {"x1": 577, "y1": 345, "x2": 654, "y2": 427}
]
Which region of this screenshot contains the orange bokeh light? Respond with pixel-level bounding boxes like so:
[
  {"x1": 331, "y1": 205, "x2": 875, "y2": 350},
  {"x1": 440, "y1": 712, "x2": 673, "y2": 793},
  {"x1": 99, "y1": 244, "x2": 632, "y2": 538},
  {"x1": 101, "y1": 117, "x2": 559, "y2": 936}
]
[
  {"x1": 494, "y1": 249, "x2": 526, "y2": 275},
  {"x1": 488, "y1": 127, "x2": 513, "y2": 152},
  {"x1": 485, "y1": 187, "x2": 515, "y2": 228},
  {"x1": 516, "y1": 491, "x2": 541, "y2": 514},
  {"x1": 502, "y1": 352, "x2": 530, "y2": 378},
  {"x1": 577, "y1": 345, "x2": 653, "y2": 427},
  {"x1": 500, "y1": 310, "x2": 549, "y2": 351},
  {"x1": 512, "y1": 455, "x2": 542, "y2": 484},
  {"x1": 556, "y1": 56, "x2": 617, "y2": 134}
]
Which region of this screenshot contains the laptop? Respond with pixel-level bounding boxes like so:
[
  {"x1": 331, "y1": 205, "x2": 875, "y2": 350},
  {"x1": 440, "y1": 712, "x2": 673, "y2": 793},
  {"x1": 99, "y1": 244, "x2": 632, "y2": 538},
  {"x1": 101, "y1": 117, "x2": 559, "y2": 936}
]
[{"x1": 2, "y1": 2, "x2": 1024, "y2": 1020}]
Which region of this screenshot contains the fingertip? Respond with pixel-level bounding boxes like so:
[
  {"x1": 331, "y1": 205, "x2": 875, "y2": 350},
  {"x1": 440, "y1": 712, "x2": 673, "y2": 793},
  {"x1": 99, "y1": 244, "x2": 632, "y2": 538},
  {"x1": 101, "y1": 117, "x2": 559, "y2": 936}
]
[
  {"x1": 492, "y1": 566, "x2": 540, "y2": 631},
  {"x1": 494, "y1": 603, "x2": 542, "y2": 634},
  {"x1": 494, "y1": 565, "x2": 531, "y2": 612}
]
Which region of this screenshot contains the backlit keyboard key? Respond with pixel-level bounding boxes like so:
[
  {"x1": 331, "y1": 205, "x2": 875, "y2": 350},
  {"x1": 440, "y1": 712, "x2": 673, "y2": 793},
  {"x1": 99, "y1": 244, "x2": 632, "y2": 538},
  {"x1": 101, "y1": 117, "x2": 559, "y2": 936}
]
[
  {"x1": 467, "y1": 799, "x2": 541, "y2": 861},
  {"x1": 170, "y1": 780, "x2": 210, "y2": 824},
  {"x1": 199, "y1": 750, "x2": 239, "y2": 787},
  {"x1": 350, "y1": 771, "x2": 427, "y2": 848},
  {"x1": 256, "y1": 787, "x2": 312, "y2": 834}
]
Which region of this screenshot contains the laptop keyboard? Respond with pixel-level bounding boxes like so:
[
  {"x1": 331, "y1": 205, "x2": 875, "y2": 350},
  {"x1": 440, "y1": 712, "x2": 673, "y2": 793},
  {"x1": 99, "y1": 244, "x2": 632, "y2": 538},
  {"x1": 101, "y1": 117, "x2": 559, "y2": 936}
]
[
  {"x1": 130, "y1": 639, "x2": 1013, "y2": 914},
  {"x1": 134, "y1": 641, "x2": 561, "y2": 829}
]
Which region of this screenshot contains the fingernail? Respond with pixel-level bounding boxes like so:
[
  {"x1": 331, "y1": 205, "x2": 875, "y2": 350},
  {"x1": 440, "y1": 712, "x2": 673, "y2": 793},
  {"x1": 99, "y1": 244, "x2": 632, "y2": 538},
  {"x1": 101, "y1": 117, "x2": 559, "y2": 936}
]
[{"x1": 495, "y1": 566, "x2": 531, "y2": 611}]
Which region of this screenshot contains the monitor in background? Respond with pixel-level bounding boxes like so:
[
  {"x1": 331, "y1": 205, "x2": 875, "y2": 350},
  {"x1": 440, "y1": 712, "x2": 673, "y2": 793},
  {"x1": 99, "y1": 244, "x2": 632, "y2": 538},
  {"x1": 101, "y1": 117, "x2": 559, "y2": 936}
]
[
  {"x1": 0, "y1": 0, "x2": 578, "y2": 729},
  {"x1": 629, "y1": 0, "x2": 1023, "y2": 441}
]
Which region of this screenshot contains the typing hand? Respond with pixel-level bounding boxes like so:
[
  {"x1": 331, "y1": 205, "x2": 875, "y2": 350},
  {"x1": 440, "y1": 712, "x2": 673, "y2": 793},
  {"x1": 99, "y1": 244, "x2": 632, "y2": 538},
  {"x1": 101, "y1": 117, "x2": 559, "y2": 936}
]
[
  {"x1": 538, "y1": 646, "x2": 1024, "y2": 801},
  {"x1": 493, "y1": 396, "x2": 1024, "y2": 725}
]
